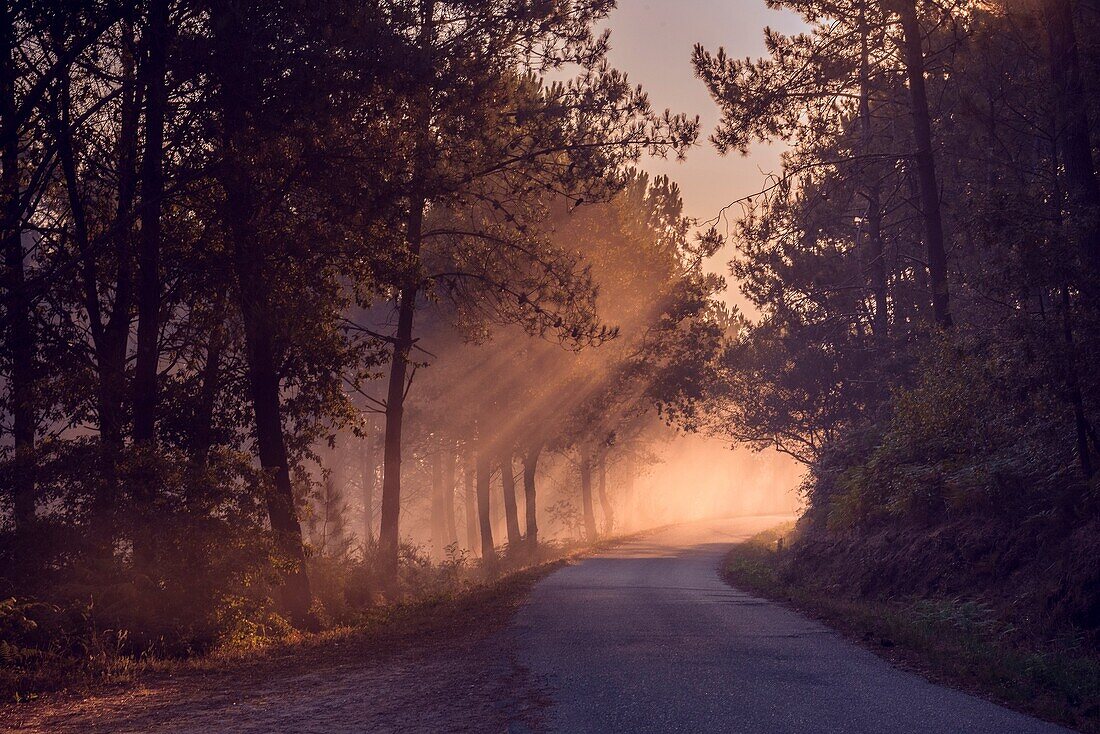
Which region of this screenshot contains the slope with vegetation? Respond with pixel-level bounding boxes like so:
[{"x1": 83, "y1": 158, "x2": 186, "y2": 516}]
[{"x1": 692, "y1": 0, "x2": 1100, "y2": 698}]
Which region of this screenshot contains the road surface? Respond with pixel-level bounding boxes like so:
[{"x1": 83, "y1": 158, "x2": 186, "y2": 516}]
[
  {"x1": 7, "y1": 516, "x2": 1076, "y2": 733},
  {"x1": 511, "y1": 516, "x2": 1073, "y2": 733}
]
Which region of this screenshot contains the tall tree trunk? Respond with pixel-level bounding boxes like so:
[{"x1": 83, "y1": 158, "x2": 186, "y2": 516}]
[
  {"x1": 1042, "y1": 0, "x2": 1100, "y2": 282},
  {"x1": 522, "y1": 442, "x2": 542, "y2": 549},
  {"x1": 379, "y1": 198, "x2": 423, "y2": 579},
  {"x1": 213, "y1": 2, "x2": 311, "y2": 628},
  {"x1": 597, "y1": 454, "x2": 613, "y2": 534},
  {"x1": 1048, "y1": 133, "x2": 1095, "y2": 481},
  {"x1": 442, "y1": 445, "x2": 458, "y2": 546},
  {"x1": 233, "y1": 250, "x2": 312, "y2": 626},
  {"x1": 131, "y1": 0, "x2": 170, "y2": 568},
  {"x1": 476, "y1": 445, "x2": 495, "y2": 564},
  {"x1": 380, "y1": 0, "x2": 435, "y2": 583},
  {"x1": 908, "y1": 175, "x2": 930, "y2": 326},
  {"x1": 361, "y1": 426, "x2": 376, "y2": 545},
  {"x1": 430, "y1": 445, "x2": 445, "y2": 559},
  {"x1": 190, "y1": 306, "x2": 225, "y2": 469},
  {"x1": 183, "y1": 316, "x2": 224, "y2": 514},
  {"x1": 865, "y1": 190, "x2": 888, "y2": 339},
  {"x1": 498, "y1": 449, "x2": 522, "y2": 549},
  {"x1": 132, "y1": 0, "x2": 168, "y2": 448},
  {"x1": 1, "y1": 7, "x2": 35, "y2": 533},
  {"x1": 232, "y1": 235, "x2": 312, "y2": 628},
  {"x1": 464, "y1": 454, "x2": 478, "y2": 554},
  {"x1": 491, "y1": 459, "x2": 503, "y2": 536},
  {"x1": 859, "y1": 0, "x2": 888, "y2": 340},
  {"x1": 1062, "y1": 287, "x2": 1093, "y2": 478},
  {"x1": 52, "y1": 43, "x2": 135, "y2": 534},
  {"x1": 893, "y1": 0, "x2": 952, "y2": 328},
  {"x1": 579, "y1": 450, "x2": 597, "y2": 542},
  {"x1": 623, "y1": 451, "x2": 636, "y2": 529},
  {"x1": 97, "y1": 17, "x2": 139, "y2": 524}
]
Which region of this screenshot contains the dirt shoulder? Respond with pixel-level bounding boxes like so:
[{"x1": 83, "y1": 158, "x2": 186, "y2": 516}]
[
  {"x1": 721, "y1": 524, "x2": 1100, "y2": 734},
  {"x1": 1, "y1": 561, "x2": 566, "y2": 734}
]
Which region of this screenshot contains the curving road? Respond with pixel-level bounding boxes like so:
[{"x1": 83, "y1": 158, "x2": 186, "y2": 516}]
[
  {"x1": 511, "y1": 516, "x2": 1074, "y2": 734},
  {"x1": 8, "y1": 516, "x2": 1077, "y2": 733}
]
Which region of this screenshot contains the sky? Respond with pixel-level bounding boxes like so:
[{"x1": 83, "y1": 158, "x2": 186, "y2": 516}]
[
  {"x1": 599, "y1": 0, "x2": 807, "y2": 306},
  {"x1": 593, "y1": 1, "x2": 811, "y2": 501}
]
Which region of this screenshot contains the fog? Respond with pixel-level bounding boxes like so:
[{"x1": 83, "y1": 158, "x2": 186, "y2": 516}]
[
  {"x1": 311, "y1": 431, "x2": 803, "y2": 557},
  {"x1": 294, "y1": 172, "x2": 807, "y2": 559},
  {"x1": 625, "y1": 437, "x2": 803, "y2": 529}
]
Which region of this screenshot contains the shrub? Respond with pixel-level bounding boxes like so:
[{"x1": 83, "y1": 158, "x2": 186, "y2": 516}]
[{"x1": 815, "y1": 331, "x2": 1082, "y2": 531}]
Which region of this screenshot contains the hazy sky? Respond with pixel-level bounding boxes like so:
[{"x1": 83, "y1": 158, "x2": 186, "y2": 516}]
[{"x1": 600, "y1": 0, "x2": 807, "y2": 304}]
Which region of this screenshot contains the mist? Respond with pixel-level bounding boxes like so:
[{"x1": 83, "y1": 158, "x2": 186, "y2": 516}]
[{"x1": 302, "y1": 172, "x2": 803, "y2": 559}]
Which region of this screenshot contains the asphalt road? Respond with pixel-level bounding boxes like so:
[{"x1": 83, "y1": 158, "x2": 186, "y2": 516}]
[
  {"x1": 9, "y1": 516, "x2": 1078, "y2": 733},
  {"x1": 511, "y1": 516, "x2": 1074, "y2": 734}
]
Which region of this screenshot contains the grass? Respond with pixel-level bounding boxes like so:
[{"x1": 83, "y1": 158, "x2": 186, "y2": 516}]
[
  {"x1": 1, "y1": 533, "x2": 631, "y2": 706},
  {"x1": 722, "y1": 524, "x2": 1100, "y2": 734}
]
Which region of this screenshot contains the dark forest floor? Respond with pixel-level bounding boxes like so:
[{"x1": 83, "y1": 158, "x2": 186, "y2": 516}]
[{"x1": 0, "y1": 560, "x2": 567, "y2": 733}]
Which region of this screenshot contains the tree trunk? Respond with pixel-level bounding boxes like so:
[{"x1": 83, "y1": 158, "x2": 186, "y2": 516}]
[
  {"x1": 597, "y1": 454, "x2": 613, "y2": 534},
  {"x1": 380, "y1": 0, "x2": 435, "y2": 583},
  {"x1": 379, "y1": 270, "x2": 415, "y2": 577},
  {"x1": 894, "y1": 0, "x2": 952, "y2": 328},
  {"x1": 131, "y1": 0, "x2": 170, "y2": 568},
  {"x1": 230, "y1": 218, "x2": 312, "y2": 627},
  {"x1": 522, "y1": 442, "x2": 542, "y2": 549},
  {"x1": 464, "y1": 454, "x2": 478, "y2": 554},
  {"x1": 1062, "y1": 287, "x2": 1093, "y2": 478},
  {"x1": 1048, "y1": 123, "x2": 1094, "y2": 482},
  {"x1": 579, "y1": 450, "x2": 597, "y2": 542},
  {"x1": 190, "y1": 307, "x2": 225, "y2": 469},
  {"x1": 442, "y1": 445, "x2": 458, "y2": 546},
  {"x1": 859, "y1": 0, "x2": 888, "y2": 340},
  {"x1": 361, "y1": 427, "x2": 376, "y2": 545},
  {"x1": 865, "y1": 189, "x2": 888, "y2": 339},
  {"x1": 905, "y1": 162, "x2": 929, "y2": 328},
  {"x1": 623, "y1": 451, "x2": 636, "y2": 529},
  {"x1": 1, "y1": 7, "x2": 35, "y2": 533},
  {"x1": 52, "y1": 47, "x2": 134, "y2": 535},
  {"x1": 182, "y1": 318, "x2": 223, "y2": 517},
  {"x1": 430, "y1": 446, "x2": 445, "y2": 559},
  {"x1": 379, "y1": 199, "x2": 423, "y2": 580},
  {"x1": 132, "y1": 0, "x2": 168, "y2": 448},
  {"x1": 1042, "y1": 0, "x2": 1100, "y2": 281},
  {"x1": 491, "y1": 461, "x2": 504, "y2": 536},
  {"x1": 213, "y1": 2, "x2": 312, "y2": 628},
  {"x1": 234, "y1": 243, "x2": 312, "y2": 628},
  {"x1": 96, "y1": 17, "x2": 139, "y2": 525},
  {"x1": 498, "y1": 449, "x2": 522, "y2": 549},
  {"x1": 476, "y1": 445, "x2": 496, "y2": 564}
]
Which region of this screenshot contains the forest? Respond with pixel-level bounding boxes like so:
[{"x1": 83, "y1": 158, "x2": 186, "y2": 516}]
[
  {"x1": 692, "y1": 0, "x2": 1100, "y2": 649},
  {"x1": 2, "y1": 0, "x2": 1099, "y2": 722}
]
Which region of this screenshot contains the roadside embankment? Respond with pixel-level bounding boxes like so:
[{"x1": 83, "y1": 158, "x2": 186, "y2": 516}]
[{"x1": 722, "y1": 522, "x2": 1100, "y2": 734}]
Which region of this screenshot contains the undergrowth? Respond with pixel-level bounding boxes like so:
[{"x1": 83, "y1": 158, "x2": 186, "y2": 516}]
[
  {"x1": 723, "y1": 524, "x2": 1100, "y2": 734},
  {"x1": 0, "y1": 536, "x2": 597, "y2": 703}
]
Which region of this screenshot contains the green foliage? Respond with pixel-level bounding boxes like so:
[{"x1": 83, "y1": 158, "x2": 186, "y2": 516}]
[
  {"x1": 546, "y1": 499, "x2": 585, "y2": 539},
  {"x1": 696, "y1": 0, "x2": 1100, "y2": 556},
  {"x1": 0, "y1": 598, "x2": 51, "y2": 669},
  {"x1": 910, "y1": 598, "x2": 1009, "y2": 640},
  {"x1": 814, "y1": 331, "x2": 1087, "y2": 531},
  {"x1": 0, "y1": 531, "x2": 493, "y2": 699},
  {"x1": 724, "y1": 527, "x2": 1100, "y2": 732}
]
